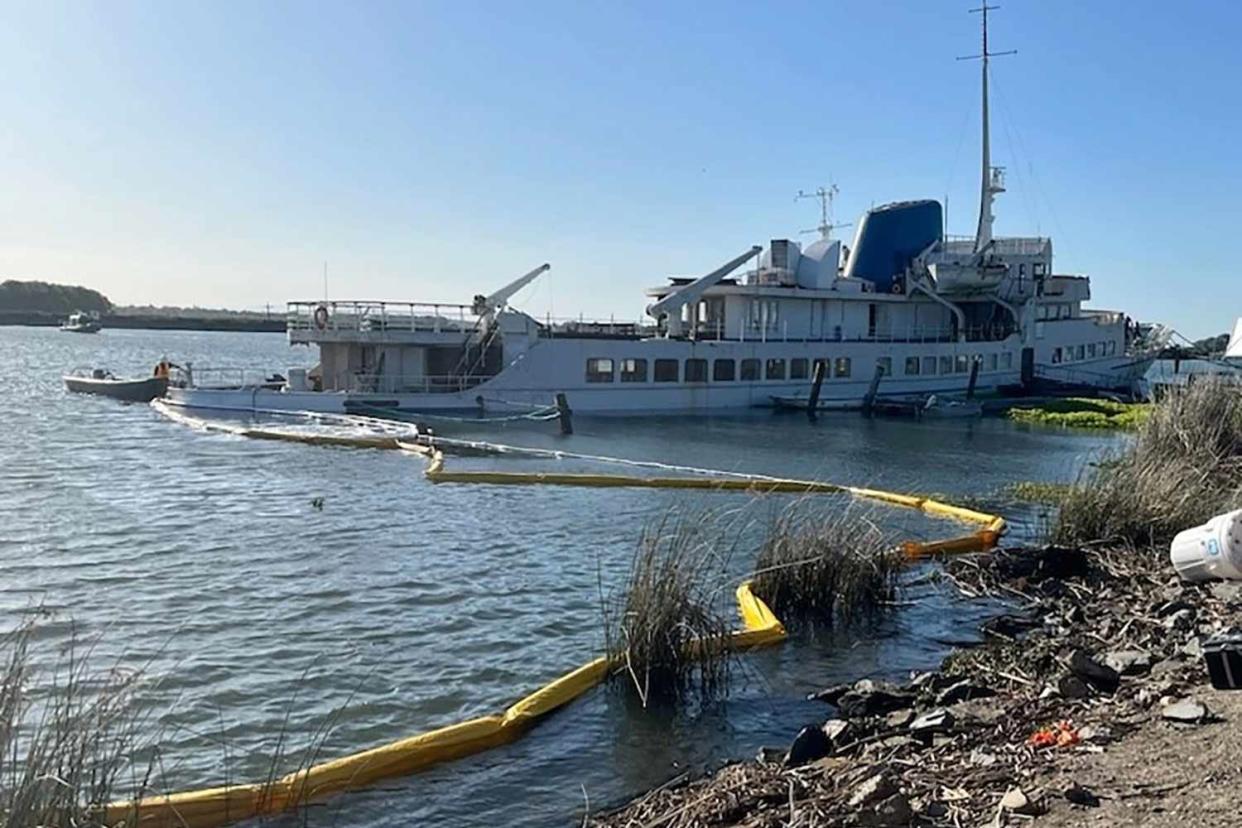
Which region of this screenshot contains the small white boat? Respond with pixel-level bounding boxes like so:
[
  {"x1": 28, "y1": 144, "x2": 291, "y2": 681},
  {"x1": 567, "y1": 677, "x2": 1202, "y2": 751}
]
[
  {"x1": 60, "y1": 312, "x2": 101, "y2": 334},
  {"x1": 921, "y1": 394, "x2": 983, "y2": 419},
  {"x1": 63, "y1": 368, "x2": 167, "y2": 402}
]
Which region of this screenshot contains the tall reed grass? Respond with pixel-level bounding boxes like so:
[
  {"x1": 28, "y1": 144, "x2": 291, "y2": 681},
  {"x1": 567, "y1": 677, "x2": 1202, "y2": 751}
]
[
  {"x1": 602, "y1": 511, "x2": 736, "y2": 707},
  {"x1": 750, "y1": 502, "x2": 900, "y2": 627},
  {"x1": 0, "y1": 618, "x2": 146, "y2": 828},
  {"x1": 1054, "y1": 380, "x2": 1242, "y2": 547}
]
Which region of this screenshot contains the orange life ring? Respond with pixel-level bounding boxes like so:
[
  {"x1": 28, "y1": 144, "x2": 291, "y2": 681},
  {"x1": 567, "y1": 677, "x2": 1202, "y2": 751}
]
[{"x1": 314, "y1": 305, "x2": 330, "y2": 330}]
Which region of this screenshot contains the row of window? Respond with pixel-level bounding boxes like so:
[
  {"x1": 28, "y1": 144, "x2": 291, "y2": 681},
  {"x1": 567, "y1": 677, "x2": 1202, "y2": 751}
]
[
  {"x1": 1051, "y1": 340, "x2": 1117, "y2": 364},
  {"x1": 584, "y1": 352, "x2": 1019, "y2": 384},
  {"x1": 1037, "y1": 303, "x2": 1077, "y2": 321}
]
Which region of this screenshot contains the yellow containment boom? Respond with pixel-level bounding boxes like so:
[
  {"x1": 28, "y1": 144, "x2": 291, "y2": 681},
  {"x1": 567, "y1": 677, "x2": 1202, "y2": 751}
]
[
  {"x1": 104, "y1": 582, "x2": 786, "y2": 828},
  {"x1": 422, "y1": 450, "x2": 1007, "y2": 560},
  {"x1": 122, "y1": 420, "x2": 1008, "y2": 828}
]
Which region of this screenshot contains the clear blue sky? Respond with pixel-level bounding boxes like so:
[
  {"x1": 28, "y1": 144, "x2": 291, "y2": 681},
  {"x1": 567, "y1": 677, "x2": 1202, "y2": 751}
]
[{"x1": 0, "y1": 0, "x2": 1236, "y2": 337}]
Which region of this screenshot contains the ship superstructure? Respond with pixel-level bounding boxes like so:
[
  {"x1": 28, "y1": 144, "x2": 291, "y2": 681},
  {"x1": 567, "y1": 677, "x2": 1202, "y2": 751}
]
[{"x1": 167, "y1": 8, "x2": 1147, "y2": 417}]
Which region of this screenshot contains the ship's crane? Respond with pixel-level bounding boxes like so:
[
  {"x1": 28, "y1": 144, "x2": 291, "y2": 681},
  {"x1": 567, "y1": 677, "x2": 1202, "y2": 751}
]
[
  {"x1": 472, "y1": 263, "x2": 551, "y2": 320},
  {"x1": 646, "y1": 246, "x2": 761, "y2": 338}
]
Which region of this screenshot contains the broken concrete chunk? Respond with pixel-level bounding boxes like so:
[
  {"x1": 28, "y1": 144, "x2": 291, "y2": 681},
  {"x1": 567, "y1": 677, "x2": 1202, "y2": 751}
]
[
  {"x1": 1103, "y1": 649, "x2": 1153, "y2": 676},
  {"x1": 999, "y1": 786, "x2": 1042, "y2": 816},
  {"x1": 822, "y1": 718, "x2": 852, "y2": 745},
  {"x1": 1161, "y1": 698, "x2": 1210, "y2": 725},
  {"x1": 884, "y1": 708, "x2": 915, "y2": 729},
  {"x1": 849, "y1": 771, "x2": 898, "y2": 807},
  {"x1": 1210, "y1": 582, "x2": 1242, "y2": 604}
]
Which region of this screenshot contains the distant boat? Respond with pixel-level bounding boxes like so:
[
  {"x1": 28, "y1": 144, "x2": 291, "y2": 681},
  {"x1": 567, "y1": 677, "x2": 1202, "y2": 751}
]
[
  {"x1": 63, "y1": 368, "x2": 167, "y2": 402},
  {"x1": 60, "y1": 312, "x2": 101, "y2": 334},
  {"x1": 920, "y1": 394, "x2": 983, "y2": 419}
]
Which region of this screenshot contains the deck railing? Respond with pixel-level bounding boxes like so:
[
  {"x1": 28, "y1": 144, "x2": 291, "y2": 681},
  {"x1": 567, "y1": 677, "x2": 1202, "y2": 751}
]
[
  {"x1": 327, "y1": 372, "x2": 488, "y2": 395},
  {"x1": 287, "y1": 301, "x2": 480, "y2": 335}
]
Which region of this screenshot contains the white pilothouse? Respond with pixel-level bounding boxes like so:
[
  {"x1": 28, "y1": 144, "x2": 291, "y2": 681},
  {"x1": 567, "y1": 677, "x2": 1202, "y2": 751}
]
[{"x1": 167, "y1": 8, "x2": 1150, "y2": 418}]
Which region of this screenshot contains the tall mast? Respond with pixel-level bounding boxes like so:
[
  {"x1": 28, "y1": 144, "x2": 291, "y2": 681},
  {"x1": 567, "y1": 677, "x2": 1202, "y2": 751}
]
[{"x1": 960, "y1": 5, "x2": 1015, "y2": 253}]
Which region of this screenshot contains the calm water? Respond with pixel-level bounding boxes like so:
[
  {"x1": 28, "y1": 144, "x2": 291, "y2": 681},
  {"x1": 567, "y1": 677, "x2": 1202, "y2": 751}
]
[{"x1": 0, "y1": 326, "x2": 1121, "y2": 826}]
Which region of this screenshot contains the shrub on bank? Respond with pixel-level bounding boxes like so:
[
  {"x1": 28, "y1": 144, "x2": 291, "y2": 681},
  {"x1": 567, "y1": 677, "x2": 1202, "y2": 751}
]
[{"x1": 1054, "y1": 380, "x2": 1242, "y2": 547}]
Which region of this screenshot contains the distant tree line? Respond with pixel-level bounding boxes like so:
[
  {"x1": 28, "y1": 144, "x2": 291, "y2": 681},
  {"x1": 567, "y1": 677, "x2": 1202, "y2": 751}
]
[{"x1": 0, "y1": 280, "x2": 113, "y2": 314}]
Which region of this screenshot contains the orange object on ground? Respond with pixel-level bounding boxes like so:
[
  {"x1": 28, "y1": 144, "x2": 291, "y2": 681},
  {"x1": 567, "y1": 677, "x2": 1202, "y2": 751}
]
[{"x1": 1027, "y1": 720, "x2": 1080, "y2": 748}]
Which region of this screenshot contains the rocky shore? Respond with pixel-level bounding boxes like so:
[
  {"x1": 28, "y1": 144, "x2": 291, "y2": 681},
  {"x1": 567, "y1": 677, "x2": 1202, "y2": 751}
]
[{"x1": 591, "y1": 544, "x2": 1241, "y2": 827}]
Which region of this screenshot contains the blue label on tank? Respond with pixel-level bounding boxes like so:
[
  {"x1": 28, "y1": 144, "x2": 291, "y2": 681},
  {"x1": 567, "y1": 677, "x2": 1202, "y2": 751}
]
[{"x1": 1207, "y1": 538, "x2": 1221, "y2": 558}]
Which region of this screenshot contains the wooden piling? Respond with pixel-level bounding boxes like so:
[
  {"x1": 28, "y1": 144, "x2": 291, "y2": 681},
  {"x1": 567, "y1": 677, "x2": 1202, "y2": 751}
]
[
  {"x1": 807, "y1": 360, "x2": 826, "y2": 421},
  {"x1": 862, "y1": 364, "x2": 884, "y2": 417},
  {"x1": 967, "y1": 357, "x2": 981, "y2": 399},
  {"x1": 555, "y1": 393, "x2": 573, "y2": 435}
]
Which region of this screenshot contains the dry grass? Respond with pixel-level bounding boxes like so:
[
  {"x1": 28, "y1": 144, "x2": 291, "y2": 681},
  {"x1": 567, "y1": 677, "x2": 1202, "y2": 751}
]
[
  {"x1": 750, "y1": 502, "x2": 901, "y2": 627},
  {"x1": 603, "y1": 510, "x2": 737, "y2": 708},
  {"x1": 0, "y1": 618, "x2": 148, "y2": 828},
  {"x1": 1054, "y1": 380, "x2": 1242, "y2": 547}
]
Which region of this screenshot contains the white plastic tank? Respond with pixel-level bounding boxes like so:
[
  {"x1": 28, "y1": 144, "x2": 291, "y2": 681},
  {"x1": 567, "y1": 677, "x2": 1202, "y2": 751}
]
[{"x1": 1169, "y1": 509, "x2": 1242, "y2": 582}]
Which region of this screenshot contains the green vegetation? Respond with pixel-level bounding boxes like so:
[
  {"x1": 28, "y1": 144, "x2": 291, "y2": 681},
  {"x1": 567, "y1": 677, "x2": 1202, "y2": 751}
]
[
  {"x1": 0, "y1": 280, "x2": 112, "y2": 315},
  {"x1": 1006, "y1": 480, "x2": 1073, "y2": 505},
  {"x1": 750, "y1": 503, "x2": 899, "y2": 629},
  {"x1": 1054, "y1": 380, "x2": 1242, "y2": 547},
  {"x1": 1008, "y1": 397, "x2": 1150, "y2": 430}
]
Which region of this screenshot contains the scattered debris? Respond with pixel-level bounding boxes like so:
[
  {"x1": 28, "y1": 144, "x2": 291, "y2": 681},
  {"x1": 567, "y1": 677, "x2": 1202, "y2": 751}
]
[
  {"x1": 936, "y1": 678, "x2": 995, "y2": 705},
  {"x1": 1064, "y1": 783, "x2": 1101, "y2": 807},
  {"x1": 785, "y1": 724, "x2": 831, "y2": 767},
  {"x1": 1103, "y1": 649, "x2": 1153, "y2": 676},
  {"x1": 833, "y1": 680, "x2": 916, "y2": 718},
  {"x1": 1161, "y1": 697, "x2": 1210, "y2": 725},
  {"x1": 848, "y1": 771, "x2": 897, "y2": 807},
  {"x1": 590, "y1": 542, "x2": 1237, "y2": 828},
  {"x1": 1028, "y1": 720, "x2": 1080, "y2": 748},
  {"x1": 999, "y1": 785, "x2": 1042, "y2": 816},
  {"x1": 1068, "y1": 649, "x2": 1120, "y2": 694}
]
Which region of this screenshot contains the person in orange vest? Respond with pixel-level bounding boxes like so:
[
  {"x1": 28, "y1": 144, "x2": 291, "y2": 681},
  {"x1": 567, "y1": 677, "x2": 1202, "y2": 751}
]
[{"x1": 153, "y1": 358, "x2": 172, "y2": 379}]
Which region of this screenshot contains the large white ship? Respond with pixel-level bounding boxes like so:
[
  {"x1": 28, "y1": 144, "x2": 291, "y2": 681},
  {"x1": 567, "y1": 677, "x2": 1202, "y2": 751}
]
[{"x1": 168, "y1": 9, "x2": 1150, "y2": 418}]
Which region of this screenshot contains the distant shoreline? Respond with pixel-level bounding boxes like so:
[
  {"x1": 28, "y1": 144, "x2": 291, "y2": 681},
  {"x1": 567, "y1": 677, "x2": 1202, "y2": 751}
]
[{"x1": 0, "y1": 310, "x2": 285, "y2": 334}]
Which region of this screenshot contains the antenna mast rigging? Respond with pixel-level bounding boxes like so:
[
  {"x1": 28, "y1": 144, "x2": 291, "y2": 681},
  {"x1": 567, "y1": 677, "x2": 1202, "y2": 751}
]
[
  {"x1": 795, "y1": 184, "x2": 851, "y2": 240},
  {"x1": 958, "y1": 5, "x2": 1015, "y2": 253}
]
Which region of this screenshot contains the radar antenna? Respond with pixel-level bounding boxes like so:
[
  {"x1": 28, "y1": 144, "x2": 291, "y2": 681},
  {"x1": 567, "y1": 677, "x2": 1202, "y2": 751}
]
[{"x1": 796, "y1": 184, "x2": 851, "y2": 240}]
